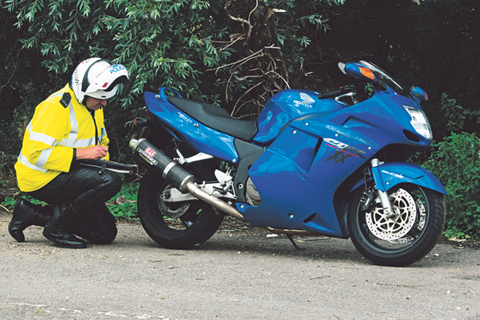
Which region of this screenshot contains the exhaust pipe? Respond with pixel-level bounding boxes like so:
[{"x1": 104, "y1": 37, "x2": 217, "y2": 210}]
[
  {"x1": 129, "y1": 138, "x2": 194, "y2": 193},
  {"x1": 129, "y1": 138, "x2": 245, "y2": 221}
]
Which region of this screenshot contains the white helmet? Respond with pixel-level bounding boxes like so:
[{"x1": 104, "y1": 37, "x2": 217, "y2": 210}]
[{"x1": 71, "y1": 58, "x2": 129, "y2": 104}]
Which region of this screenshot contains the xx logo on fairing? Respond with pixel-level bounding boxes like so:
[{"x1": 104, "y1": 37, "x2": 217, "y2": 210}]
[{"x1": 324, "y1": 138, "x2": 367, "y2": 164}]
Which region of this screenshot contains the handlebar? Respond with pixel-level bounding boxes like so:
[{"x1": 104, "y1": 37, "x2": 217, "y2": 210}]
[
  {"x1": 77, "y1": 159, "x2": 138, "y2": 175},
  {"x1": 318, "y1": 84, "x2": 359, "y2": 100},
  {"x1": 318, "y1": 88, "x2": 347, "y2": 99}
]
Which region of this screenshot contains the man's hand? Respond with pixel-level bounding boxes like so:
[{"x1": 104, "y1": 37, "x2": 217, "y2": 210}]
[{"x1": 76, "y1": 145, "x2": 108, "y2": 160}]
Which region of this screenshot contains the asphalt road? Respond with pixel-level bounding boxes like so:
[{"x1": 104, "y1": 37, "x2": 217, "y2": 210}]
[{"x1": 1, "y1": 212, "x2": 479, "y2": 320}]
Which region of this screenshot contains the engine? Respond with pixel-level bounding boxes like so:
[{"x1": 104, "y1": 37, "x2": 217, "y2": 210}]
[{"x1": 245, "y1": 177, "x2": 261, "y2": 206}]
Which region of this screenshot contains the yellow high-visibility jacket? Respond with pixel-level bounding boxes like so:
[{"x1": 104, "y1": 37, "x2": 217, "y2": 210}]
[{"x1": 15, "y1": 84, "x2": 110, "y2": 192}]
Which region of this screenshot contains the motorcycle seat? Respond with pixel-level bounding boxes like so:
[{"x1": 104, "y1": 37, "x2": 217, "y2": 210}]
[{"x1": 168, "y1": 97, "x2": 258, "y2": 141}]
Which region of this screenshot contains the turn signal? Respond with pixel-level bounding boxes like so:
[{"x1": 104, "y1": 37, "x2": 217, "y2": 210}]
[{"x1": 359, "y1": 67, "x2": 375, "y2": 80}]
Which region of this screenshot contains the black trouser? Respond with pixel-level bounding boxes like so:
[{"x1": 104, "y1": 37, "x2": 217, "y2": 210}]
[{"x1": 29, "y1": 165, "x2": 121, "y2": 244}]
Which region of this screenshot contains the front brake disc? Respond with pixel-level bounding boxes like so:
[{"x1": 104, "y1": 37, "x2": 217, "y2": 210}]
[{"x1": 365, "y1": 188, "x2": 417, "y2": 241}]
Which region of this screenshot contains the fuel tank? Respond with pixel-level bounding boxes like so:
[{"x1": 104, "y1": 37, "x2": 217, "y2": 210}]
[{"x1": 252, "y1": 89, "x2": 345, "y2": 146}]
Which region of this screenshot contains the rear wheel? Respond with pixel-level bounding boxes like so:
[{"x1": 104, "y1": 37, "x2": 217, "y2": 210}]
[
  {"x1": 138, "y1": 162, "x2": 224, "y2": 249},
  {"x1": 348, "y1": 185, "x2": 445, "y2": 267}
]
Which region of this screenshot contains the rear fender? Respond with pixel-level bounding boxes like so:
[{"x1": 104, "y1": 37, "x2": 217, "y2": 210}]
[{"x1": 144, "y1": 91, "x2": 238, "y2": 162}]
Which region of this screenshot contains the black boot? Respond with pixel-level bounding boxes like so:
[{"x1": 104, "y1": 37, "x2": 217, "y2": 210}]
[
  {"x1": 8, "y1": 198, "x2": 54, "y2": 242},
  {"x1": 71, "y1": 204, "x2": 118, "y2": 244},
  {"x1": 42, "y1": 204, "x2": 86, "y2": 249}
]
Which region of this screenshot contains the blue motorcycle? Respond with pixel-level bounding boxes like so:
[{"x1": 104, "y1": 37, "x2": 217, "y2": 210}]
[{"x1": 130, "y1": 60, "x2": 446, "y2": 267}]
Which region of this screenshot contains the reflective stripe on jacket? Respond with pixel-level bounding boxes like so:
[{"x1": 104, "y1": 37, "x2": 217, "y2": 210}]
[{"x1": 15, "y1": 84, "x2": 110, "y2": 192}]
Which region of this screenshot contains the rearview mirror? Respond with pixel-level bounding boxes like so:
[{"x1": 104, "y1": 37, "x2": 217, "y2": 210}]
[
  {"x1": 411, "y1": 86, "x2": 428, "y2": 102},
  {"x1": 339, "y1": 62, "x2": 377, "y2": 83}
]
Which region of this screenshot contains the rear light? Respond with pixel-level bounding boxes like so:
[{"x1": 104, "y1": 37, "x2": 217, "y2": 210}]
[{"x1": 134, "y1": 117, "x2": 149, "y2": 128}]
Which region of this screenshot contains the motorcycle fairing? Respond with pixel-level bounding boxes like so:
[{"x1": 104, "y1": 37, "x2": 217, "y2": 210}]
[
  {"x1": 253, "y1": 89, "x2": 345, "y2": 146},
  {"x1": 372, "y1": 162, "x2": 447, "y2": 195},
  {"x1": 241, "y1": 116, "x2": 376, "y2": 237},
  {"x1": 232, "y1": 139, "x2": 265, "y2": 203},
  {"x1": 144, "y1": 92, "x2": 239, "y2": 162},
  {"x1": 238, "y1": 89, "x2": 434, "y2": 237}
]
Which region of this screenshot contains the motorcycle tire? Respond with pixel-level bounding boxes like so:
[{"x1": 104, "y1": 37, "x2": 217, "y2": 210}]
[
  {"x1": 137, "y1": 162, "x2": 224, "y2": 249},
  {"x1": 348, "y1": 184, "x2": 445, "y2": 267}
]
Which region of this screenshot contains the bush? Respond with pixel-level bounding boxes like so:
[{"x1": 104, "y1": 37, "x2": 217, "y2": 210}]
[
  {"x1": 422, "y1": 132, "x2": 480, "y2": 239},
  {"x1": 108, "y1": 181, "x2": 139, "y2": 221}
]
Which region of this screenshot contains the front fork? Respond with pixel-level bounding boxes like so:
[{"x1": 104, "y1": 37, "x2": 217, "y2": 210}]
[{"x1": 361, "y1": 159, "x2": 397, "y2": 218}]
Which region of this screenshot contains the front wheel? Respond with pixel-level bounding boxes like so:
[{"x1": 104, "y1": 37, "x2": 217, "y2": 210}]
[
  {"x1": 137, "y1": 163, "x2": 224, "y2": 249},
  {"x1": 348, "y1": 185, "x2": 445, "y2": 267}
]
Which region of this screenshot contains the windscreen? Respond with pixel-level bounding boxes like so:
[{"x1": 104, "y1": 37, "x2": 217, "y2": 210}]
[{"x1": 358, "y1": 60, "x2": 412, "y2": 98}]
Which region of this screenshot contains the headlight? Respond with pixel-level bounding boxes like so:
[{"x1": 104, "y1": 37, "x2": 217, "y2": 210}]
[{"x1": 403, "y1": 105, "x2": 433, "y2": 140}]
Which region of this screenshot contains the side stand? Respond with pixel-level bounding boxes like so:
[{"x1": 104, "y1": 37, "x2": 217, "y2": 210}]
[{"x1": 286, "y1": 234, "x2": 304, "y2": 251}]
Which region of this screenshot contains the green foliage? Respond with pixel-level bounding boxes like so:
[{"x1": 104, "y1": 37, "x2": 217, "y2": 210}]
[
  {"x1": 108, "y1": 181, "x2": 139, "y2": 221},
  {"x1": 1, "y1": 196, "x2": 16, "y2": 210},
  {"x1": 0, "y1": 153, "x2": 17, "y2": 189},
  {"x1": 3, "y1": 0, "x2": 232, "y2": 101},
  {"x1": 441, "y1": 93, "x2": 465, "y2": 133},
  {"x1": 1, "y1": 195, "x2": 48, "y2": 210},
  {"x1": 261, "y1": 0, "x2": 346, "y2": 90},
  {"x1": 0, "y1": 75, "x2": 60, "y2": 187},
  {"x1": 2, "y1": 0, "x2": 480, "y2": 241},
  {"x1": 422, "y1": 132, "x2": 480, "y2": 239},
  {"x1": 0, "y1": 4, "x2": 58, "y2": 186},
  {"x1": 1, "y1": 0, "x2": 348, "y2": 166},
  {"x1": 406, "y1": 0, "x2": 480, "y2": 123},
  {"x1": 1, "y1": 181, "x2": 140, "y2": 221},
  {"x1": 309, "y1": 0, "x2": 479, "y2": 139},
  {"x1": 2, "y1": 0, "x2": 346, "y2": 104},
  {"x1": 2, "y1": 0, "x2": 236, "y2": 165}
]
